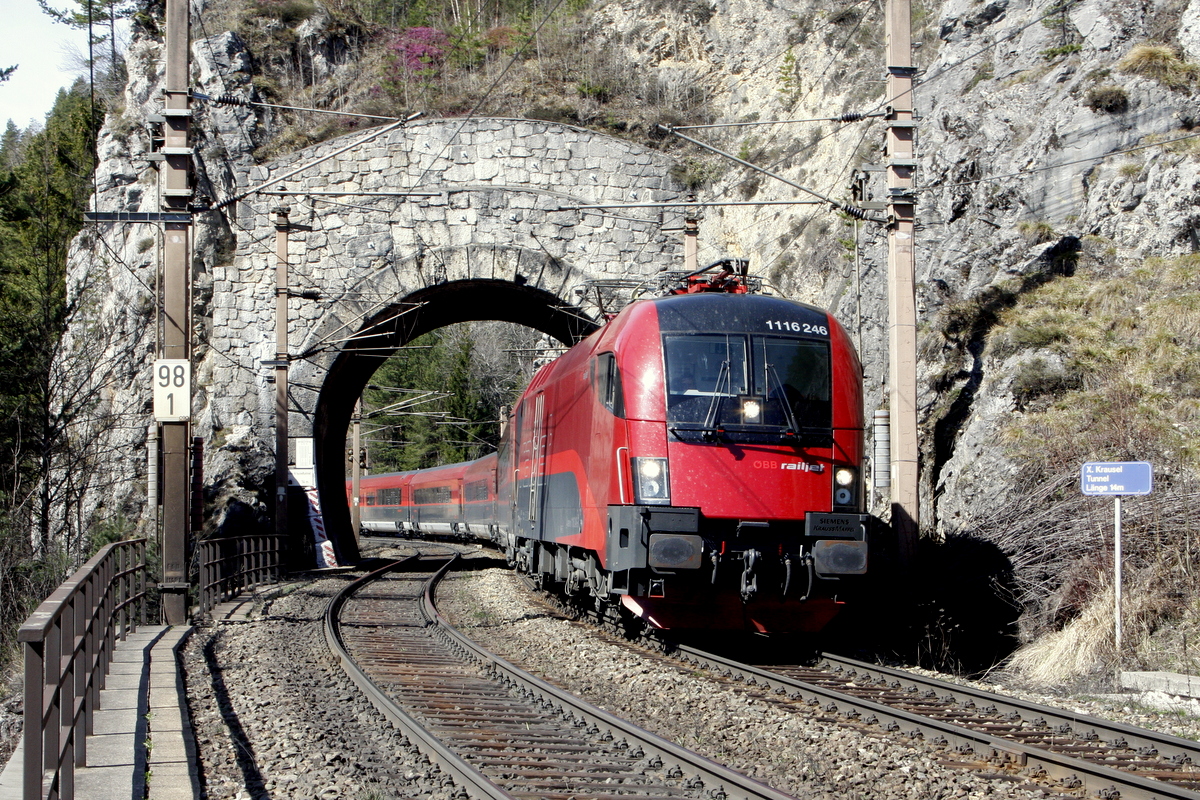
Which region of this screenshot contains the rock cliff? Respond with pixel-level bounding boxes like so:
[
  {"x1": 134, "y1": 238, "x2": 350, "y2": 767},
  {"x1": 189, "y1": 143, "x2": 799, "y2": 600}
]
[{"x1": 61, "y1": 0, "x2": 1200, "y2": 644}]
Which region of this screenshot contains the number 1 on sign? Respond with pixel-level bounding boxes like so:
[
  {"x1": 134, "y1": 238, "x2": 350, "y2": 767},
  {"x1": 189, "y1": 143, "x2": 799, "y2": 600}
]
[{"x1": 153, "y1": 359, "x2": 191, "y2": 421}]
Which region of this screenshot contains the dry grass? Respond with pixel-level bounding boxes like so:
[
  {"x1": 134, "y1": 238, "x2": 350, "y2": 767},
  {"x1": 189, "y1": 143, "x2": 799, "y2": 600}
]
[
  {"x1": 1005, "y1": 560, "x2": 1188, "y2": 689},
  {"x1": 1117, "y1": 43, "x2": 1200, "y2": 89},
  {"x1": 993, "y1": 254, "x2": 1200, "y2": 467},
  {"x1": 1006, "y1": 586, "x2": 1116, "y2": 687}
]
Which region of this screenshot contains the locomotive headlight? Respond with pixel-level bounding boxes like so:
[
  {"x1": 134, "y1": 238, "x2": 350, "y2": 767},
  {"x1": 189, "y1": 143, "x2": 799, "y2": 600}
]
[
  {"x1": 739, "y1": 396, "x2": 763, "y2": 424},
  {"x1": 834, "y1": 467, "x2": 857, "y2": 506},
  {"x1": 633, "y1": 457, "x2": 671, "y2": 505}
]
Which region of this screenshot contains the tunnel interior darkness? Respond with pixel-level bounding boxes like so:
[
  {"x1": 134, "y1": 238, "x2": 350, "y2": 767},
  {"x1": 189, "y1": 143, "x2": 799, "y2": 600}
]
[{"x1": 312, "y1": 278, "x2": 599, "y2": 563}]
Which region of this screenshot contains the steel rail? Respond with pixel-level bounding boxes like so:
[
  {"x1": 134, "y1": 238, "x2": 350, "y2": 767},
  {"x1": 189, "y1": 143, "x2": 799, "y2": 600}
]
[
  {"x1": 816, "y1": 651, "x2": 1200, "y2": 766},
  {"x1": 424, "y1": 571, "x2": 801, "y2": 800},
  {"x1": 329, "y1": 554, "x2": 804, "y2": 800},
  {"x1": 323, "y1": 555, "x2": 517, "y2": 800},
  {"x1": 676, "y1": 645, "x2": 1200, "y2": 800}
]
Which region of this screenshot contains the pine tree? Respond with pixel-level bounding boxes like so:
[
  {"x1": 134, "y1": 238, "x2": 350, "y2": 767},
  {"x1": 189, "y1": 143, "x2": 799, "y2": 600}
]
[
  {"x1": 36, "y1": 0, "x2": 135, "y2": 91},
  {"x1": 0, "y1": 81, "x2": 100, "y2": 551},
  {"x1": 0, "y1": 80, "x2": 100, "y2": 676}
]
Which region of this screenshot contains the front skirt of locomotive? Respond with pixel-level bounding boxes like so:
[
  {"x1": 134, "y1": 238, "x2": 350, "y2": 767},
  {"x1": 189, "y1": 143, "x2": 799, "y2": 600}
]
[{"x1": 606, "y1": 505, "x2": 870, "y2": 633}]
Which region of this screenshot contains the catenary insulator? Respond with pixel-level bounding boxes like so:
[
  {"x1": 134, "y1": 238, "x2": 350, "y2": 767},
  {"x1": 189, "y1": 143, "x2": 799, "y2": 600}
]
[{"x1": 837, "y1": 203, "x2": 870, "y2": 220}]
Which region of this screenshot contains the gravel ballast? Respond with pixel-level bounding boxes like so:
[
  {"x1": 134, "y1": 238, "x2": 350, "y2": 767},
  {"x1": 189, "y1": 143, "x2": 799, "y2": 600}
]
[
  {"x1": 182, "y1": 573, "x2": 458, "y2": 800},
  {"x1": 435, "y1": 566, "x2": 1054, "y2": 800},
  {"x1": 176, "y1": 543, "x2": 1200, "y2": 799}
]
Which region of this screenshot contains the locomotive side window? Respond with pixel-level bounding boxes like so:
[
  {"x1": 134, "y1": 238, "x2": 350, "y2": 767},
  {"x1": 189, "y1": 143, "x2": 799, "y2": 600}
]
[
  {"x1": 595, "y1": 352, "x2": 626, "y2": 418},
  {"x1": 365, "y1": 492, "x2": 376, "y2": 506}
]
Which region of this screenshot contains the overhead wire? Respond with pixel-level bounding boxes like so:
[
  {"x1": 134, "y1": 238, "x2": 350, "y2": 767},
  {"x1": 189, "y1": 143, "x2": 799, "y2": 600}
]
[
  {"x1": 676, "y1": 0, "x2": 1155, "y2": 272},
  {"x1": 914, "y1": 130, "x2": 1200, "y2": 192}
]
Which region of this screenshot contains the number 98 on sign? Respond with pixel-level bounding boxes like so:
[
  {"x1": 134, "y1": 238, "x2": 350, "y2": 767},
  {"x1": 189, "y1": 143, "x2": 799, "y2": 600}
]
[{"x1": 153, "y1": 359, "x2": 191, "y2": 421}]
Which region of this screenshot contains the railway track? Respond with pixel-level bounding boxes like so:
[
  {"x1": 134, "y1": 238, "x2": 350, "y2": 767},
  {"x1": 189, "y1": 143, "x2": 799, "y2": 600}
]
[
  {"x1": 324, "y1": 555, "x2": 802, "y2": 800},
  {"x1": 511, "y1": 568, "x2": 1200, "y2": 800},
  {"x1": 674, "y1": 647, "x2": 1200, "y2": 800}
]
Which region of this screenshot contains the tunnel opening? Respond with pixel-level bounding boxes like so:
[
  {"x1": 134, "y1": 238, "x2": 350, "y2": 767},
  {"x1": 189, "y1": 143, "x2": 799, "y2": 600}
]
[{"x1": 311, "y1": 278, "x2": 599, "y2": 563}]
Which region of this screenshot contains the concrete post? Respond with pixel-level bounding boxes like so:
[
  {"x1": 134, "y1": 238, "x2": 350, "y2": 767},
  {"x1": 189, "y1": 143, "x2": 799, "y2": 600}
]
[
  {"x1": 886, "y1": 0, "x2": 919, "y2": 566},
  {"x1": 160, "y1": 0, "x2": 192, "y2": 624}
]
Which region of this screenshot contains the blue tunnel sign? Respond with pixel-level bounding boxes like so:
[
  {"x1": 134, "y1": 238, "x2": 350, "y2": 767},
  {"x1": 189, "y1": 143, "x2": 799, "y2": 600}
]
[{"x1": 1081, "y1": 461, "x2": 1153, "y2": 496}]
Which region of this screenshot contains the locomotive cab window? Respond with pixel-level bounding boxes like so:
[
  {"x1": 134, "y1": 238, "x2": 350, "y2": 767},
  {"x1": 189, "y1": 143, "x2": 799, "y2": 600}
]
[
  {"x1": 594, "y1": 352, "x2": 626, "y2": 418},
  {"x1": 664, "y1": 333, "x2": 831, "y2": 437}
]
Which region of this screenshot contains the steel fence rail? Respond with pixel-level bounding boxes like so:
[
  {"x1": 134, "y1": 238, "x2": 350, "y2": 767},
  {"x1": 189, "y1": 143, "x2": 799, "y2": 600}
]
[
  {"x1": 18, "y1": 538, "x2": 148, "y2": 800},
  {"x1": 197, "y1": 534, "x2": 284, "y2": 616}
]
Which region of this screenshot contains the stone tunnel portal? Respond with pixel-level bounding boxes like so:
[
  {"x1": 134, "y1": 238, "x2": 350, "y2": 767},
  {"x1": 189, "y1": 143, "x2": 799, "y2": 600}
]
[{"x1": 313, "y1": 279, "x2": 599, "y2": 562}]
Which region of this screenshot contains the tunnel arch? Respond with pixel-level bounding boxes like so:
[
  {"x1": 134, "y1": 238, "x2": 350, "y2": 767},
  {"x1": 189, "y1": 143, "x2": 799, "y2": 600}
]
[
  {"x1": 312, "y1": 279, "x2": 599, "y2": 561},
  {"x1": 200, "y1": 117, "x2": 687, "y2": 567}
]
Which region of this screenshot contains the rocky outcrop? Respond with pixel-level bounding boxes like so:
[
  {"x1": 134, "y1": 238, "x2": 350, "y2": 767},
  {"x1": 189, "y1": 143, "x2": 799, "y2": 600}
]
[{"x1": 61, "y1": 0, "x2": 1200, "y2": 579}]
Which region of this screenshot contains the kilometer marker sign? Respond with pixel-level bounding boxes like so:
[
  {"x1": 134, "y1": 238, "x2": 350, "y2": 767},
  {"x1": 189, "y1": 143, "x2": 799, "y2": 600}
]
[{"x1": 1081, "y1": 461, "x2": 1152, "y2": 496}]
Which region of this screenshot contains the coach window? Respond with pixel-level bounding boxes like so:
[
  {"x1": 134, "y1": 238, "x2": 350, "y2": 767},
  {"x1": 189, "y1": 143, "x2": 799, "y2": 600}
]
[{"x1": 595, "y1": 352, "x2": 626, "y2": 417}]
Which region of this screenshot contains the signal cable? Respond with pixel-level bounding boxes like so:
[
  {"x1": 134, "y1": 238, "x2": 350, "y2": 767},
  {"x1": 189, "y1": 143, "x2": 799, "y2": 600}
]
[
  {"x1": 673, "y1": 112, "x2": 887, "y2": 130},
  {"x1": 196, "y1": 92, "x2": 411, "y2": 122}
]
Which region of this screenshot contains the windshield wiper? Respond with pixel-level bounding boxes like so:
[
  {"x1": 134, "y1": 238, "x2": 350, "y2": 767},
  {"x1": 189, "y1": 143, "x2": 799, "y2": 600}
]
[
  {"x1": 766, "y1": 363, "x2": 802, "y2": 438},
  {"x1": 700, "y1": 360, "x2": 731, "y2": 440}
]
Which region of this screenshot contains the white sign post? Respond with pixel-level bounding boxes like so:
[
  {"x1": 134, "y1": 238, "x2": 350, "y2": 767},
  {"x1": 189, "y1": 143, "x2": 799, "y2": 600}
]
[
  {"x1": 153, "y1": 359, "x2": 191, "y2": 421},
  {"x1": 1081, "y1": 461, "x2": 1153, "y2": 656}
]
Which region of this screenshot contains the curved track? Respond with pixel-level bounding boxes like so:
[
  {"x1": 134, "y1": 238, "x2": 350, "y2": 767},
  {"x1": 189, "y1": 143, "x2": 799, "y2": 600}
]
[
  {"x1": 325, "y1": 555, "x2": 802, "y2": 800},
  {"x1": 517, "y1": 567, "x2": 1200, "y2": 800},
  {"x1": 676, "y1": 646, "x2": 1200, "y2": 800}
]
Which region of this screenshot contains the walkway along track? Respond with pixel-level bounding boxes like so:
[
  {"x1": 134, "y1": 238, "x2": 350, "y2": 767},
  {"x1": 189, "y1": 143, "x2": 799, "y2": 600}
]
[
  {"x1": 676, "y1": 646, "x2": 1200, "y2": 800},
  {"x1": 323, "y1": 555, "x2": 801, "y2": 800}
]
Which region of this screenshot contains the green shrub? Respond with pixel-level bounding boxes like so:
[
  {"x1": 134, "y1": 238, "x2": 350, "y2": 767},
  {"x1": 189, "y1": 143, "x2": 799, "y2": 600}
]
[
  {"x1": 1041, "y1": 43, "x2": 1082, "y2": 60},
  {"x1": 524, "y1": 107, "x2": 579, "y2": 124},
  {"x1": 965, "y1": 61, "x2": 994, "y2": 92},
  {"x1": 1018, "y1": 220, "x2": 1057, "y2": 243},
  {"x1": 247, "y1": 0, "x2": 317, "y2": 25},
  {"x1": 576, "y1": 81, "x2": 611, "y2": 102},
  {"x1": 669, "y1": 157, "x2": 724, "y2": 191}
]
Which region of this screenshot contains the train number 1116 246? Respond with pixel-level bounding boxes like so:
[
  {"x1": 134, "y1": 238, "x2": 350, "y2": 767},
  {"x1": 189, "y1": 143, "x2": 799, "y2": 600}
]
[{"x1": 766, "y1": 320, "x2": 828, "y2": 335}]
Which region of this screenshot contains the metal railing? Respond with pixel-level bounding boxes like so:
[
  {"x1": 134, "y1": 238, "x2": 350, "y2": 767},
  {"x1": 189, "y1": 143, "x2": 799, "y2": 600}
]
[
  {"x1": 197, "y1": 534, "x2": 284, "y2": 616},
  {"x1": 18, "y1": 538, "x2": 147, "y2": 800}
]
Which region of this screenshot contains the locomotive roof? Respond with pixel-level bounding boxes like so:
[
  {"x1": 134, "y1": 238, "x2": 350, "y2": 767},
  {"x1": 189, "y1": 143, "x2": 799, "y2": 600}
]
[{"x1": 646, "y1": 292, "x2": 831, "y2": 333}]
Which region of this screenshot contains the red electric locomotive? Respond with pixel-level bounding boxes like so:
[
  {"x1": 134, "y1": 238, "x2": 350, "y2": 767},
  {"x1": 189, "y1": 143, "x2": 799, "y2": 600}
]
[{"x1": 355, "y1": 264, "x2": 872, "y2": 633}]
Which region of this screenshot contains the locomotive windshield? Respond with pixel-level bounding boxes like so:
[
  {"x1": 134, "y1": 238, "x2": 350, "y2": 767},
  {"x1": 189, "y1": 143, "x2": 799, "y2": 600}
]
[{"x1": 664, "y1": 333, "x2": 831, "y2": 441}]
